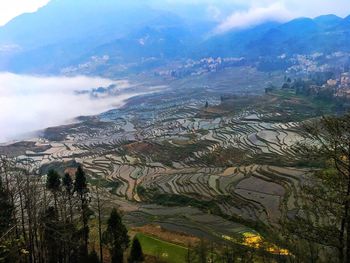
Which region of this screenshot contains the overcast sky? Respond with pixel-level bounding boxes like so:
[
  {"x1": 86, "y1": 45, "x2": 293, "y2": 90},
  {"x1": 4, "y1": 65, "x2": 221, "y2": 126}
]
[{"x1": 0, "y1": 0, "x2": 349, "y2": 29}]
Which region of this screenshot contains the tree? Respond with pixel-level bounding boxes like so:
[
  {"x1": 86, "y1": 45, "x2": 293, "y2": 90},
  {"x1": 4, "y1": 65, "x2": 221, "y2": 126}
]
[
  {"x1": 95, "y1": 185, "x2": 104, "y2": 263},
  {"x1": 42, "y1": 207, "x2": 62, "y2": 263},
  {"x1": 0, "y1": 177, "x2": 16, "y2": 263},
  {"x1": 46, "y1": 170, "x2": 61, "y2": 211},
  {"x1": 74, "y1": 166, "x2": 87, "y2": 196},
  {"x1": 46, "y1": 170, "x2": 61, "y2": 191},
  {"x1": 0, "y1": 178, "x2": 13, "y2": 236},
  {"x1": 0, "y1": 158, "x2": 94, "y2": 263},
  {"x1": 284, "y1": 114, "x2": 350, "y2": 262},
  {"x1": 103, "y1": 208, "x2": 129, "y2": 263},
  {"x1": 74, "y1": 165, "x2": 91, "y2": 261},
  {"x1": 128, "y1": 237, "x2": 144, "y2": 263}
]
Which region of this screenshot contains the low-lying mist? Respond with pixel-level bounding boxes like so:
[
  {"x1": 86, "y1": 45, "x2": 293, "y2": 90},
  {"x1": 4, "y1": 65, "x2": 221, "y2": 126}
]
[{"x1": 0, "y1": 72, "x2": 141, "y2": 143}]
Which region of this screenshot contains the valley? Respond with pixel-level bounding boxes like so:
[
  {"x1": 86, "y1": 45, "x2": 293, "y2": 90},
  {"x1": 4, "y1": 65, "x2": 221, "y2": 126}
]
[
  {"x1": 0, "y1": 67, "x2": 326, "y2": 254},
  {"x1": 1, "y1": 1, "x2": 350, "y2": 261}
]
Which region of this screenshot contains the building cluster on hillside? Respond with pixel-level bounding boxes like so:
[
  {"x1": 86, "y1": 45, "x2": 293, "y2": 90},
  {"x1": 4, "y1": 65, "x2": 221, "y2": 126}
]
[
  {"x1": 335, "y1": 72, "x2": 350, "y2": 98},
  {"x1": 61, "y1": 55, "x2": 110, "y2": 75},
  {"x1": 154, "y1": 57, "x2": 246, "y2": 78},
  {"x1": 275, "y1": 71, "x2": 350, "y2": 101},
  {"x1": 309, "y1": 72, "x2": 350, "y2": 98},
  {"x1": 284, "y1": 52, "x2": 350, "y2": 75}
]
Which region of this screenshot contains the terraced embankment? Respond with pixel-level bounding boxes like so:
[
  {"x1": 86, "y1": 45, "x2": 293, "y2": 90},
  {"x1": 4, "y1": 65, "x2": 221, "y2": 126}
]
[{"x1": 4, "y1": 93, "x2": 311, "y2": 243}]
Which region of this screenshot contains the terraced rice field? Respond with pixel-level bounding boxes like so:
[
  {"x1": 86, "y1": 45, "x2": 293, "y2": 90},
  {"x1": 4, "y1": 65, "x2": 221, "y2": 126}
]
[{"x1": 8, "y1": 92, "x2": 311, "y2": 243}]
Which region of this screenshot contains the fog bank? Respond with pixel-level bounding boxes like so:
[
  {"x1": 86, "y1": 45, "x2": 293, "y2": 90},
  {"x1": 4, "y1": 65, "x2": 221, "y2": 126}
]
[{"x1": 0, "y1": 73, "x2": 139, "y2": 142}]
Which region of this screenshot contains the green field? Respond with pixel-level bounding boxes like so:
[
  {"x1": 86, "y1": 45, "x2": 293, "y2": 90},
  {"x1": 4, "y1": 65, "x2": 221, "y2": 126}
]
[{"x1": 136, "y1": 233, "x2": 188, "y2": 263}]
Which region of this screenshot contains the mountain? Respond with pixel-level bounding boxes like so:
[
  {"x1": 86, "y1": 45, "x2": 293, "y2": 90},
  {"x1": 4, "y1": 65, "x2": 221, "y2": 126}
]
[
  {"x1": 0, "y1": 0, "x2": 157, "y2": 49},
  {"x1": 0, "y1": 0, "x2": 179, "y2": 72},
  {"x1": 201, "y1": 14, "x2": 350, "y2": 58},
  {"x1": 84, "y1": 13, "x2": 204, "y2": 61},
  {"x1": 0, "y1": 0, "x2": 349, "y2": 74},
  {"x1": 195, "y1": 22, "x2": 281, "y2": 58},
  {"x1": 313, "y1": 14, "x2": 343, "y2": 28}
]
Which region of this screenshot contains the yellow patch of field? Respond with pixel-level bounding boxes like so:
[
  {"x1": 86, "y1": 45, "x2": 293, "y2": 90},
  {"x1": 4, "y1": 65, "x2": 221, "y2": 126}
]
[
  {"x1": 243, "y1": 232, "x2": 289, "y2": 255},
  {"x1": 222, "y1": 232, "x2": 290, "y2": 256}
]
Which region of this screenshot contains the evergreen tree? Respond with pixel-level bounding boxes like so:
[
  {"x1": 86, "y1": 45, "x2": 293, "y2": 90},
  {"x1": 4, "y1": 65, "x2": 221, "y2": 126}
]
[
  {"x1": 46, "y1": 170, "x2": 61, "y2": 192},
  {"x1": 46, "y1": 169, "x2": 61, "y2": 210},
  {"x1": 74, "y1": 166, "x2": 87, "y2": 196},
  {"x1": 128, "y1": 237, "x2": 144, "y2": 263},
  {"x1": 63, "y1": 172, "x2": 73, "y2": 194},
  {"x1": 103, "y1": 208, "x2": 129, "y2": 263},
  {"x1": 74, "y1": 165, "x2": 90, "y2": 261}
]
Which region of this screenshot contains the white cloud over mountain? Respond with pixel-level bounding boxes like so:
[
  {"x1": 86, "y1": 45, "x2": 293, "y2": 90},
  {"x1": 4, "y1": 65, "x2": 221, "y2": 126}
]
[
  {"x1": 152, "y1": 0, "x2": 350, "y2": 34},
  {"x1": 1, "y1": 0, "x2": 350, "y2": 28},
  {"x1": 214, "y1": 3, "x2": 292, "y2": 34},
  {"x1": 212, "y1": 0, "x2": 350, "y2": 33},
  {"x1": 0, "y1": 0, "x2": 50, "y2": 26}
]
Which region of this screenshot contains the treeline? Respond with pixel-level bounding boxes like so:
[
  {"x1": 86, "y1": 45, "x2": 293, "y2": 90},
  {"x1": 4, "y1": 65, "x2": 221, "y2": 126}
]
[
  {"x1": 0, "y1": 160, "x2": 140, "y2": 263},
  {"x1": 266, "y1": 72, "x2": 336, "y2": 98}
]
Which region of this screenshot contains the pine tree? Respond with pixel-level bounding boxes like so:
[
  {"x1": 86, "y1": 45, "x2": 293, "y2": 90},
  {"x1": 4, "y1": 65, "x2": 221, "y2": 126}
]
[
  {"x1": 74, "y1": 166, "x2": 87, "y2": 196},
  {"x1": 103, "y1": 208, "x2": 129, "y2": 263},
  {"x1": 63, "y1": 172, "x2": 73, "y2": 194},
  {"x1": 128, "y1": 237, "x2": 144, "y2": 263},
  {"x1": 46, "y1": 169, "x2": 61, "y2": 211},
  {"x1": 46, "y1": 170, "x2": 61, "y2": 191},
  {"x1": 74, "y1": 165, "x2": 90, "y2": 261}
]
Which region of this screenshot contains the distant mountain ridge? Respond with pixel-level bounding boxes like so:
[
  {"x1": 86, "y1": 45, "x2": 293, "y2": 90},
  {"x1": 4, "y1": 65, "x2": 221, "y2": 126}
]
[
  {"x1": 202, "y1": 14, "x2": 350, "y2": 58},
  {"x1": 0, "y1": 0, "x2": 349, "y2": 74}
]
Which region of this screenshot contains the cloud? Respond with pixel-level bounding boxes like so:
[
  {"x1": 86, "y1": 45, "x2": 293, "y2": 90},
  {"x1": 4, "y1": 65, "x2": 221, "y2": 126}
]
[
  {"x1": 214, "y1": 3, "x2": 293, "y2": 34},
  {"x1": 0, "y1": 73, "x2": 143, "y2": 142},
  {"x1": 0, "y1": 0, "x2": 50, "y2": 26},
  {"x1": 211, "y1": 0, "x2": 350, "y2": 34}
]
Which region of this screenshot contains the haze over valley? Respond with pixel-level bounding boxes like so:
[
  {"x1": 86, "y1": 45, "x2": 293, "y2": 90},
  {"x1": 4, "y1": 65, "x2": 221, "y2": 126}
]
[{"x1": 0, "y1": 73, "x2": 152, "y2": 142}]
